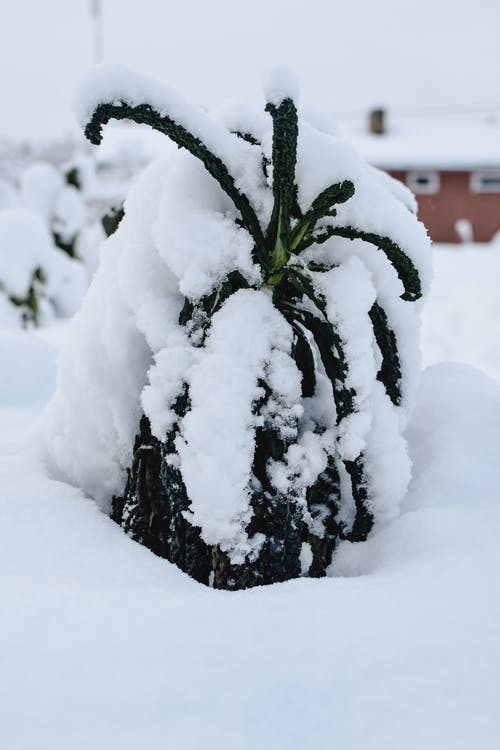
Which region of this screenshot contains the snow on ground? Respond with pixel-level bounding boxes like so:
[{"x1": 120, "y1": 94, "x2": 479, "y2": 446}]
[
  {"x1": 423, "y1": 241, "x2": 500, "y2": 381},
  {"x1": 1, "y1": 243, "x2": 500, "y2": 749}
]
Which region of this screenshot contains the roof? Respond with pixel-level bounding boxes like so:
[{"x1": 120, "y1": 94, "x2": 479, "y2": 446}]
[{"x1": 344, "y1": 118, "x2": 500, "y2": 171}]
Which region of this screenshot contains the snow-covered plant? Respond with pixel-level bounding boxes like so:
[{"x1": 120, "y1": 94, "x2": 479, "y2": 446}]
[
  {"x1": 45, "y1": 65, "x2": 431, "y2": 589},
  {"x1": 20, "y1": 162, "x2": 87, "y2": 258},
  {"x1": 0, "y1": 207, "x2": 86, "y2": 327},
  {"x1": 0, "y1": 153, "x2": 127, "y2": 326},
  {"x1": 0, "y1": 161, "x2": 89, "y2": 327}
]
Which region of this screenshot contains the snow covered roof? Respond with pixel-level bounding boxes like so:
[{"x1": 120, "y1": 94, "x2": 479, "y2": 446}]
[{"x1": 344, "y1": 119, "x2": 500, "y2": 171}]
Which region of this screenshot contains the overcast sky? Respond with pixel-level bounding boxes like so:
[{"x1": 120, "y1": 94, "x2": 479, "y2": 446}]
[{"x1": 1, "y1": 0, "x2": 500, "y2": 140}]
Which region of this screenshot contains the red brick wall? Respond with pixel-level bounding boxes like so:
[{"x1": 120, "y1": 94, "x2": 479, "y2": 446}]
[{"x1": 389, "y1": 171, "x2": 500, "y2": 243}]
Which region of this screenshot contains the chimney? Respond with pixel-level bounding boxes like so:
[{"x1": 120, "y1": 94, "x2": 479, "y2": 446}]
[{"x1": 369, "y1": 108, "x2": 386, "y2": 135}]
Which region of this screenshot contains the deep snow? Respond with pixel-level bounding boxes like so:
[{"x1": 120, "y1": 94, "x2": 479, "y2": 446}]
[{"x1": 0, "y1": 244, "x2": 500, "y2": 748}]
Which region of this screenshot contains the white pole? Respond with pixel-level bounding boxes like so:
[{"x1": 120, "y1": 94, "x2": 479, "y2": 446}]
[{"x1": 90, "y1": 0, "x2": 104, "y2": 64}]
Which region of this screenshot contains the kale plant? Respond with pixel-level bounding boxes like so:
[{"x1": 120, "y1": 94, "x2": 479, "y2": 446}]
[{"x1": 70, "y1": 68, "x2": 428, "y2": 589}]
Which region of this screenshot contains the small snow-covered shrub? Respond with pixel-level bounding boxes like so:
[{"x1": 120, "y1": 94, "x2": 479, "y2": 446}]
[
  {"x1": 44, "y1": 65, "x2": 431, "y2": 589},
  {"x1": 20, "y1": 162, "x2": 86, "y2": 258},
  {"x1": 0, "y1": 208, "x2": 85, "y2": 327},
  {"x1": 0, "y1": 159, "x2": 92, "y2": 326},
  {"x1": 0, "y1": 133, "x2": 153, "y2": 289},
  {"x1": 0, "y1": 142, "x2": 139, "y2": 326}
]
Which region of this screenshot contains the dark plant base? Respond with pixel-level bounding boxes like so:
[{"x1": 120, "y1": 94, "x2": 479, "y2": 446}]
[{"x1": 112, "y1": 414, "x2": 371, "y2": 590}]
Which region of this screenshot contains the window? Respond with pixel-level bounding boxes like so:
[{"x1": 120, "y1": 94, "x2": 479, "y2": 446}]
[
  {"x1": 406, "y1": 171, "x2": 440, "y2": 195},
  {"x1": 470, "y1": 171, "x2": 500, "y2": 194}
]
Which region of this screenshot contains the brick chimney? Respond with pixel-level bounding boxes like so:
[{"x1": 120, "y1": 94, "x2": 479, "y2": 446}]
[{"x1": 369, "y1": 108, "x2": 386, "y2": 135}]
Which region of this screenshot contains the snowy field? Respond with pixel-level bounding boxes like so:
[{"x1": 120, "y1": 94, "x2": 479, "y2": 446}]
[
  {"x1": 423, "y1": 243, "x2": 500, "y2": 381},
  {"x1": 1, "y1": 243, "x2": 500, "y2": 749}
]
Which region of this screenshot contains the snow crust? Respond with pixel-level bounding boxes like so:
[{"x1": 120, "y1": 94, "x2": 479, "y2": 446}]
[{"x1": 45, "y1": 67, "x2": 431, "y2": 557}]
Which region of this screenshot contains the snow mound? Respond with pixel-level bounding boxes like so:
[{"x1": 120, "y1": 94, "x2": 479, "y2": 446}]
[{"x1": 334, "y1": 362, "x2": 500, "y2": 576}]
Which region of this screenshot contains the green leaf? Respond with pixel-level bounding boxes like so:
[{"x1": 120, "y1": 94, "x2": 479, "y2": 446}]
[
  {"x1": 294, "y1": 224, "x2": 339, "y2": 252},
  {"x1": 280, "y1": 302, "x2": 373, "y2": 541},
  {"x1": 343, "y1": 456, "x2": 373, "y2": 542},
  {"x1": 290, "y1": 180, "x2": 355, "y2": 252},
  {"x1": 291, "y1": 323, "x2": 316, "y2": 398},
  {"x1": 325, "y1": 226, "x2": 422, "y2": 301},
  {"x1": 285, "y1": 267, "x2": 328, "y2": 317},
  {"x1": 369, "y1": 302, "x2": 402, "y2": 405},
  {"x1": 280, "y1": 302, "x2": 354, "y2": 422},
  {"x1": 178, "y1": 270, "x2": 250, "y2": 341},
  {"x1": 232, "y1": 131, "x2": 260, "y2": 146},
  {"x1": 265, "y1": 98, "x2": 299, "y2": 268},
  {"x1": 304, "y1": 456, "x2": 341, "y2": 576},
  {"x1": 84, "y1": 101, "x2": 267, "y2": 268}
]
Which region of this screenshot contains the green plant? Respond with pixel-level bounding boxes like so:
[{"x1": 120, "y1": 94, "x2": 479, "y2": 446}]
[
  {"x1": 5, "y1": 266, "x2": 46, "y2": 326},
  {"x1": 82, "y1": 75, "x2": 424, "y2": 589}
]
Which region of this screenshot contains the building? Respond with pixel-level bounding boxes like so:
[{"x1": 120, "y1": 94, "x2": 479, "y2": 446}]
[{"x1": 349, "y1": 114, "x2": 500, "y2": 243}]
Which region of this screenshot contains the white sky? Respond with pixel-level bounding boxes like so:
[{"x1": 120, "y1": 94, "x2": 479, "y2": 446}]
[{"x1": 1, "y1": 0, "x2": 500, "y2": 140}]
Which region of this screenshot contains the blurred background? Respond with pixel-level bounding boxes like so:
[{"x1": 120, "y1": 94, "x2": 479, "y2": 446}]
[
  {"x1": 2, "y1": 0, "x2": 499, "y2": 138},
  {"x1": 0, "y1": 0, "x2": 500, "y2": 375}
]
